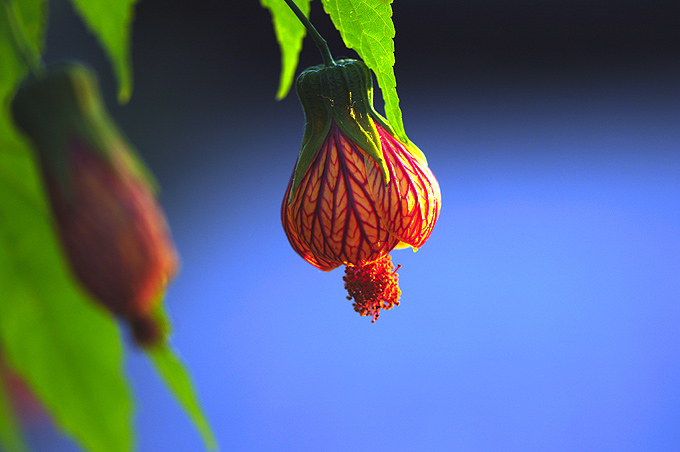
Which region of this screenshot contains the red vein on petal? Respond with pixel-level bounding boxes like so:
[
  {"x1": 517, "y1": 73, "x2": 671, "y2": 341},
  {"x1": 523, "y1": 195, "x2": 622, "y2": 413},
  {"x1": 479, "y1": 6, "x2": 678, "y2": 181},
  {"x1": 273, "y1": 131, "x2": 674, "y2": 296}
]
[{"x1": 284, "y1": 122, "x2": 399, "y2": 269}]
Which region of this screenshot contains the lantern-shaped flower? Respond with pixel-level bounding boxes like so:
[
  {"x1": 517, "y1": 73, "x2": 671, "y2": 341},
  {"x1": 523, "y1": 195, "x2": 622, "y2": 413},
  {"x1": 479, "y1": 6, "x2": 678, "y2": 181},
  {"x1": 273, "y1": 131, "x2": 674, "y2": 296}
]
[
  {"x1": 12, "y1": 62, "x2": 178, "y2": 345},
  {"x1": 282, "y1": 59, "x2": 441, "y2": 321}
]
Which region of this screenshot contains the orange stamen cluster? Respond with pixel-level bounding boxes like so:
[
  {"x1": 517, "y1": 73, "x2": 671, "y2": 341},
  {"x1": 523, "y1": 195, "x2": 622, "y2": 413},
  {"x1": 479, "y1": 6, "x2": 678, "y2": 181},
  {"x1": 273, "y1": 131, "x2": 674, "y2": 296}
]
[{"x1": 343, "y1": 255, "x2": 401, "y2": 322}]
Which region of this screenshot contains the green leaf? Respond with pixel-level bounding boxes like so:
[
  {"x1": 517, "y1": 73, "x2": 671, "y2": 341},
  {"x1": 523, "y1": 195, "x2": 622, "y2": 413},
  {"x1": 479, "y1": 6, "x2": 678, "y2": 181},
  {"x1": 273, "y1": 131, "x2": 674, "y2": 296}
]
[
  {"x1": 261, "y1": 0, "x2": 311, "y2": 100},
  {"x1": 0, "y1": 151, "x2": 134, "y2": 452},
  {"x1": 320, "y1": 0, "x2": 408, "y2": 142},
  {"x1": 147, "y1": 340, "x2": 218, "y2": 451},
  {"x1": 68, "y1": 0, "x2": 138, "y2": 103},
  {"x1": 0, "y1": 369, "x2": 27, "y2": 452},
  {"x1": 0, "y1": 0, "x2": 45, "y2": 139},
  {"x1": 0, "y1": 2, "x2": 134, "y2": 452}
]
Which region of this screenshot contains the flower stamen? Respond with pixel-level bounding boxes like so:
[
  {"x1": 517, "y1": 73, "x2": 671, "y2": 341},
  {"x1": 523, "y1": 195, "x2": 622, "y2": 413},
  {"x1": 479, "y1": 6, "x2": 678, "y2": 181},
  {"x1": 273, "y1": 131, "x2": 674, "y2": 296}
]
[{"x1": 343, "y1": 255, "x2": 401, "y2": 322}]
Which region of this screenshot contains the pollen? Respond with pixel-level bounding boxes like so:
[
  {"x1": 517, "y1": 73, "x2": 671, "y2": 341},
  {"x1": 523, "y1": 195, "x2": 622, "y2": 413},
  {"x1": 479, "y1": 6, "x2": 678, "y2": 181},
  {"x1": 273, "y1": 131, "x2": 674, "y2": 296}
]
[{"x1": 343, "y1": 255, "x2": 402, "y2": 322}]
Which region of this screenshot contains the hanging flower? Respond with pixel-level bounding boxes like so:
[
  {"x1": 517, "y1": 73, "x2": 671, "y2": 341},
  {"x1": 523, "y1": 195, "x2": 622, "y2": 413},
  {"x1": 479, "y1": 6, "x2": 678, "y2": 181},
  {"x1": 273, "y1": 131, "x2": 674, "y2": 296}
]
[
  {"x1": 281, "y1": 59, "x2": 440, "y2": 321},
  {"x1": 12, "y1": 62, "x2": 178, "y2": 345}
]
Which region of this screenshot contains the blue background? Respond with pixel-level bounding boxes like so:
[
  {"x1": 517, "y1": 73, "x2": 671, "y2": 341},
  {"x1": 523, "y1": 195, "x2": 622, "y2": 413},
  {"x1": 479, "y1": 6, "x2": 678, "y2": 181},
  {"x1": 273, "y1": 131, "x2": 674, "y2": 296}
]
[{"x1": 26, "y1": 0, "x2": 680, "y2": 450}]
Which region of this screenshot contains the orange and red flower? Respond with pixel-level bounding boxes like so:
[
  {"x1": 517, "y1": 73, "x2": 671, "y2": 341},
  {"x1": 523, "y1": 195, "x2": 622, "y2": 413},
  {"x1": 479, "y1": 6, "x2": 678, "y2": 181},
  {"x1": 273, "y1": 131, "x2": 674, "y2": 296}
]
[
  {"x1": 12, "y1": 62, "x2": 178, "y2": 345},
  {"x1": 282, "y1": 59, "x2": 440, "y2": 321}
]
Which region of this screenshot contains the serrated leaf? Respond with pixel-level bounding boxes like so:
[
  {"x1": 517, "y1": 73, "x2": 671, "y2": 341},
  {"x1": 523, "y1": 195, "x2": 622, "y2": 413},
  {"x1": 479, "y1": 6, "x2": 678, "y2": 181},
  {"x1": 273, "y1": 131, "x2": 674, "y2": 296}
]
[
  {"x1": 0, "y1": 369, "x2": 27, "y2": 452},
  {"x1": 147, "y1": 340, "x2": 218, "y2": 451},
  {"x1": 320, "y1": 0, "x2": 408, "y2": 142},
  {"x1": 261, "y1": 0, "x2": 311, "y2": 100},
  {"x1": 0, "y1": 2, "x2": 134, "y2": 452},
  {"x1": 68, "y1": 0, "x2": 137, "y2": 103}
]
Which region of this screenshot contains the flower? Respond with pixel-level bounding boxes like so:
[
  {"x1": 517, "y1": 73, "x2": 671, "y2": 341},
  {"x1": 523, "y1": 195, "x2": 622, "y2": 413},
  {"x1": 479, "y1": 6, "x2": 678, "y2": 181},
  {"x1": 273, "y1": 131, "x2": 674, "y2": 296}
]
[
  {"x1": 12, "y1": 62, "x2": 178, "y2": 345},
  {"x1": 281, "y1": 59, "x2": 440, "y2": 321}
]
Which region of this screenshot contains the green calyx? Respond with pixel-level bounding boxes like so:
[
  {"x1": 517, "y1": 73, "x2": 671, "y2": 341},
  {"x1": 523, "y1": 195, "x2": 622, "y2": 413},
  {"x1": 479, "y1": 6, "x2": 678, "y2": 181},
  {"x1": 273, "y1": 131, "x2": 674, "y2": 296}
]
[
  {"x1": 290, "y1": 59, "x2": 390, "y2": 201},
  {"x1": 11, "y1": 61, "x2": 156, "y2": 193}
]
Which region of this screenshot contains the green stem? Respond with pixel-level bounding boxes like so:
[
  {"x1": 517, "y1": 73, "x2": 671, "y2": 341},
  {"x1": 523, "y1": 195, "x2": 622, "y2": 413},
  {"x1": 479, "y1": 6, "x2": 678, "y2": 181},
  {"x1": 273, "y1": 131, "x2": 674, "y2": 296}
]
[
  {"x1": 282, "y1": 0, "x2": 335, "y2": 66},
  {"x1": 4, "y1": 0, "x2": 42, "y2": 76}
]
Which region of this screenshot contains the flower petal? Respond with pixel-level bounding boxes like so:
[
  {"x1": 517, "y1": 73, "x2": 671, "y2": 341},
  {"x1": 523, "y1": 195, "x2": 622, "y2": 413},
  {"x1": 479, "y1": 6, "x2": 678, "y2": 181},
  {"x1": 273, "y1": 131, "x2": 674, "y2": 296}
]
[
  {"x1": 366, "y1": 123, "x2": 441, "y2": 250},
  {"x1": 282, "y1": 123, "x2": 399, "y2": 270},
  {"x1": 282, "y1": 174, "x2": 341, "y2": 271},
  {"x1": 47, "y1": 140, "x2": 178, "y2": 319}
]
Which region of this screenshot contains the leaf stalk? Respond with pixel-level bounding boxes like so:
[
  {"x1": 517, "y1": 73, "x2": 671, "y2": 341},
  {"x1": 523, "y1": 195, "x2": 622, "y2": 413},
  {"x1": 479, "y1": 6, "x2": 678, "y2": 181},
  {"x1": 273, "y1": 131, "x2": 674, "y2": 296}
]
[{"x1": 282, "y1": 0, "x2": 335, "y2": 66}]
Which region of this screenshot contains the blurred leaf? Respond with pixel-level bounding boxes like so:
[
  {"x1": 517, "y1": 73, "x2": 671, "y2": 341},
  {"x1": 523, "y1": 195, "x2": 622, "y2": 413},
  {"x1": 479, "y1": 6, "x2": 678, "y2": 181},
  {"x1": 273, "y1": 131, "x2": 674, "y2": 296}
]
[
  {"x1": 147, "y1": 339, "x2": 218, "y2": 451},
  {"x1": 0, "y1": 2, "x2": 134, "y2": 452},
  {"x1": 0, "y1": 0, "x2": 44, "y2": 151},
  {"x1": 0, "y1": 370, "x2": 26, "y2": 452},
  {"x1": 68, "y1": 0, "x2": 138, "y2": 103},
  {"x1": 261, "y1": 0, "x2": 311, "y2": 100},
  {"x1": 0, "y1": 148, "x2": 135, "y2": 452},
  {"x1": 320, "y1": 0, "x2": 408, "y2": 142}
]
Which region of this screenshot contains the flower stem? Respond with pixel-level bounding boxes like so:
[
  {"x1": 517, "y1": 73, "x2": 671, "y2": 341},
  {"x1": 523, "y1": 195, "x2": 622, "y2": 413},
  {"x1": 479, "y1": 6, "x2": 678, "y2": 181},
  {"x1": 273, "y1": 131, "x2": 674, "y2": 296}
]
[
  {"x1": 282, "y1": 0, "x2": 335, "y2": 66},
  {"x1": 4, "y1": 0, "x2": 43, "y2": 76}
]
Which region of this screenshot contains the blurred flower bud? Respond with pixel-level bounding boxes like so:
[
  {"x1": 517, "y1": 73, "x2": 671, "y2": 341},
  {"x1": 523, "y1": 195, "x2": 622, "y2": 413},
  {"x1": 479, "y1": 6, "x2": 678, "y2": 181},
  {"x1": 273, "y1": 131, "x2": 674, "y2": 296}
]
[{"x1": 12, "y1": 62, "x2": 178, "y2": 345}]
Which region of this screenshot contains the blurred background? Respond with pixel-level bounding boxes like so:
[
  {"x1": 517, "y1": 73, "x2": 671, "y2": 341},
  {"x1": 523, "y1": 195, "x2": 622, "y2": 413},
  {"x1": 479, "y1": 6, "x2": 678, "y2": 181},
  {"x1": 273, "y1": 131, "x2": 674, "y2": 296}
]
[{"x1": 26, "y1": 0, "x2": 680, "y2": 450}]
